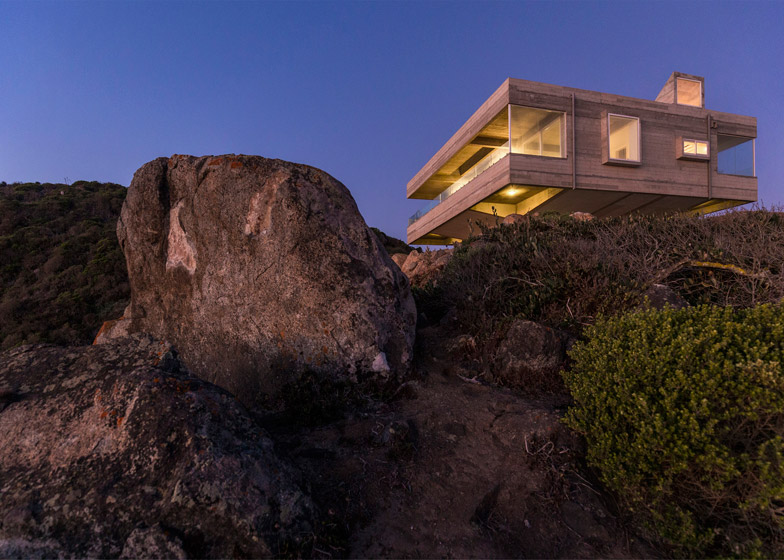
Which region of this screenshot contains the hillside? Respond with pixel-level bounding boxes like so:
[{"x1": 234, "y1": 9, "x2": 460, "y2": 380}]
[
  {"x1": 0, "y1": 181, "x2": 129, "y2": 349},
  {"x1": 0, "y1": 180, "x2": 412, "y2": 352},
  {"x1": 0, "y1": 160, "x2": 636, "y2": 558},
  {"x1": 1, "y1": 164, "x2": 783, "y2": 558}
]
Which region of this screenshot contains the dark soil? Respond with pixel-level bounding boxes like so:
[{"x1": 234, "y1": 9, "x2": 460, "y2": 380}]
[{"x1": 261, "y1": 325, "x2": 646, "y2": 558}]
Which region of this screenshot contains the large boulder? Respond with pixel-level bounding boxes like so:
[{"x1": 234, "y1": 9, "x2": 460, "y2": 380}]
[
  {"x1": 0, "y1": 335, "x2": 313, "y2": 558},
  {"x1": 98, "y1": 155, "x2": 416, "y2": 407}
]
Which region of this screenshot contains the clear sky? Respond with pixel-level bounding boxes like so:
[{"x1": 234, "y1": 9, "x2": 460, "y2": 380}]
[{"x1": 1, "y1": 0, "x2": 782, "y2": 241}]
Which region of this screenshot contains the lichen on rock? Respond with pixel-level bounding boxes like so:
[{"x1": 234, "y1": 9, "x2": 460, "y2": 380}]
[
  {"x1": 0, "y1": 335, "x2": 314, "y2": 558},
  {"x1": 97, "y1": 154, "x2": 416, "y2": 408}
]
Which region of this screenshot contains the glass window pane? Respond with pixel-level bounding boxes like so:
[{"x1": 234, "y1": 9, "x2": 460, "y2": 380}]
[
  {"x1": 677, "y1": 78, "x2": 701, "y2": 107},
  {"x1": 408, "y1": 106, "x2": 510, "y2": 226},
  {"x1": 683, "y1": 140, "x2": 697, "y2": 155},
  {"x1": 609, "y1": 115, "x2": 640, "y2": 161},
  {"x1": 718, "y1": 136, "x2": 754, "y2": 176},
  {"x1": 696, "y1": 141, "x2": 708, "y2": 155},
  {"x1": 510, "y1": 105, "x2": 564, "y2": 157},
  {"x1": 541, "y1": 119, "x2": 562, "y2": 157},
  {"x1": 523, "y1": 138, "x2": 540, "y2": 155}
]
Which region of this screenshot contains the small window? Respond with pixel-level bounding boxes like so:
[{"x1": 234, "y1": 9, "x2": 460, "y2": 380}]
[
  {"x1": 678, "y1": 137, "x2": 709, "y2": 160},
  {"x1": 676, "y1": 78, "x2": 702, "y2": 107},
  {"x1": 604, "y1": 114, "x2": 641, "y2": 165}
]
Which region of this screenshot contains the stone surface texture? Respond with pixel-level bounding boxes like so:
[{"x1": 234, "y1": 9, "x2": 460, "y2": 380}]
[
  {"x1": 98, "y1": 154, "x2": 416, "y2": 407},
  {"x1": 390, "y1": 252, "x2": 408, "y2": 269},
  {"x1": 399, "y1": 249, "x2": 453, "y2": 287},
  {"x1": 642, "y1": 283, "x2": 688, "y2": 310},
  {"x1": 502, "y1": 213, "x2": 527, "y2": 225},
  {"x1": 0, "y1": 336, "x2": 313, "y2": 558},
  {"x1": 491, "y1": 319, "x2": 573, "y2": 392}
]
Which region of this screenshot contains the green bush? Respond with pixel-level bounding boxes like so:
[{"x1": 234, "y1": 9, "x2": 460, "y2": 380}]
[{"x1": 563, "y1": 304, "x2": 784, "y2": 557}]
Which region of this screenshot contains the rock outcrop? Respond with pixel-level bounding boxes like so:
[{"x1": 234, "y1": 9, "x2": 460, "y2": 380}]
[
  {"x1": 396, "y1": 249, "x2": 453, "y2": 287},
  {"x1": 97, "y1": 155, "x2": 416, "y2": 407},
  {"x1": 0, "y1": 336, "x2": 313, "y2": 558},
  {"x1": 569, "y1": 211, "x2": 595, "y2": 221},
  {"x1": 390, "y1": 252, "x2": 408, "y2": 269},
  {"x1": 491, "y1": 319, "x2": 573, "y2": 395},
  {"x1": 642, "y1": 283, "x2": 688, "y2": 310},
  {"x1": 502, "y1": 213, "x2": 527, "y2": 225}
]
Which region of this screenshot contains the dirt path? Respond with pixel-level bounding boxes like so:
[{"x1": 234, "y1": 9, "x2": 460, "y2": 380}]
[{"x1": 264, "y1": 326, "x2": 643, "y2": 558}]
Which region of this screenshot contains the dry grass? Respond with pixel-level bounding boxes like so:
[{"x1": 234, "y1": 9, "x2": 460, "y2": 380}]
[{"x1": 422, "y1": 208, "x2": 784, "y2": 339}]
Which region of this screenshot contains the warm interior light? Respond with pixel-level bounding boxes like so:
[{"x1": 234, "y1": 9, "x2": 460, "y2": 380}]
[
  {"x1": 676, "y1": 78, "x2": 702, "y2": 107},
  {"x1": 510, "y1": 105, "x2": 565, "y2": 157},
  {"x1": 505, "y1": 187, "x2": 520, "y2": 197},
  {"x1": 608, "y1": 115, "x2": 640, "y2": 161},
  {"x1": 682, "y1": 139, "x2": 709, "y2": 158}
]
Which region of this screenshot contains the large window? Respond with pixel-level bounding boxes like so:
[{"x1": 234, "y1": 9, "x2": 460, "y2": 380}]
[
  {"x1": 718, "y1": 135, "x2": 755, "y2": 177},
  {"x1": 606, "y1": 114, "x2": 641, "y2": 164},
  {"x1": 510, "y1": 105, "x2": 565, "y2": 158},
  {"x1": 676, "y1": 78, "x2": 702, "y2": 107}
]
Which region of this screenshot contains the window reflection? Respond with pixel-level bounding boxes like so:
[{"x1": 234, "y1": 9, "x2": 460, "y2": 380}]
[
  {"x1": 683, "y1": 139, "x2": 709, "y2": 157},
  {"x1": 510, "y1": 105, "x2": 565, "y2": 157},
  {"x1": 718, "y1": 135, "x2": 754, "y2": 176}
]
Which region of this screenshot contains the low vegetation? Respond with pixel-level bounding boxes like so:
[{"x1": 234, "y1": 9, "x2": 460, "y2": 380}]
[
  {"x1": 420, "y1": 209, "x2": 784, "y2": 338},
  {"x1": 0, "y1": 181, "x2": 128, "y2": 349},
  {"x1": 411, "y1": 209, "x2": 784, "y2": 556},
  {"x1": 564, "y1": 304, "x2": 784, "y2": 558},
  {"x1": 5, "y1": 178, "x2": 783, "y2": 557}
]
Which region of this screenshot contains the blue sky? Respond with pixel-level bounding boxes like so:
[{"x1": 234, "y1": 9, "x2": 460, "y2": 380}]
[{"x1": 1, "y1": 0, "x2": 781, "y2": 240}]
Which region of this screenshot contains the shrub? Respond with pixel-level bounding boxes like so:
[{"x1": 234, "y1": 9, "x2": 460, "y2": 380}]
[
  {"x1": 0, "y1": 181, "x2": 129, "y2": 348},
  {"x1": 563, "y1": 304, "x2": 784, "y2": 557},
  {"x1": 432, "y1": 213, "x2": 639, "y2": 335},
  {"x1": 430, "y1": 209, "x2": 784, "y2": 340}
]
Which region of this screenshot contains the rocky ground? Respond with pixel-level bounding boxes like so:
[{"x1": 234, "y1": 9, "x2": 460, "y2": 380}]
[
  {"x1": 0, "y1": 155, "x2": 647, "y2": 557},
  {"x1": 0, "y1": 325, "x2": 645, "y2": 559},
  {"x1": 262, "y1": 324, "x2": 645, "y2": 558},
  {"x1": 0, "y1": 335, "x2": 314, "y2": 558}
]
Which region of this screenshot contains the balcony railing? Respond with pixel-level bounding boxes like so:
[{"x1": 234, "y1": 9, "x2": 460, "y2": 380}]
[{"x1": 408, "y1": 145, "x2": 509, "y2": 226}]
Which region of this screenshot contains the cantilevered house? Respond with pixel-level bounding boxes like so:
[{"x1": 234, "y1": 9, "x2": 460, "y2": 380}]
[{"x1": 406, "y1": 72, "x2": 757, "y2": 245}]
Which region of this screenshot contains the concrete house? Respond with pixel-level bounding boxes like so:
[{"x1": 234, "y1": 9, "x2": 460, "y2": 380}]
[{"x1": 406, "y1": 72, "x2": 757, "y2": 245}]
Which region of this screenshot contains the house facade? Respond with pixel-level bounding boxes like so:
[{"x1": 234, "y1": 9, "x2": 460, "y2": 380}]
[{"x1": 406, "y1": 72, "x2": 757, "y2": 245}]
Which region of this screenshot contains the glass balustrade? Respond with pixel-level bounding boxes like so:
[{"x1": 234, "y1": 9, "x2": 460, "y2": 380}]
[
  {"x1": 409, "y1": 104, "x2": 566, "y2": 226},
  {"x1": 409, "y1": 144, "x2": 509, "y2": 225},
  {"x1": 717, "y1": 135, "x2": 755, "y2": 177}
]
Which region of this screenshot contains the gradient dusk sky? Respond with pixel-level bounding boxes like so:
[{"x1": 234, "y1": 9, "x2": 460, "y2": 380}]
[{"x1": 1, "y1": 0, "x2": 782, "y2": 241}]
